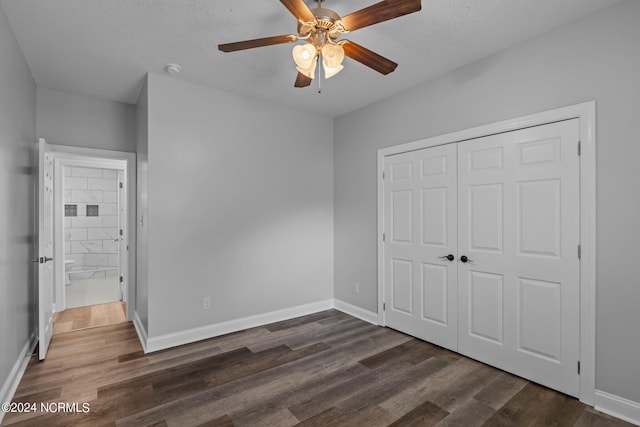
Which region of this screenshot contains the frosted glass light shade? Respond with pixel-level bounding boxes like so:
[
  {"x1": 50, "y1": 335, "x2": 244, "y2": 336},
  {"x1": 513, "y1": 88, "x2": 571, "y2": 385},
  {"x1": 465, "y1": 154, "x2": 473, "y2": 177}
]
[
  {"x1": 293, "y1": 44, "x2": 317, "y2": 69},
  {"x1": 321, "y1": 44, "x2": 344, "y2": 68},
  {"x1": 296, "y1": 56, "x2": 317, "y2": 79},
  {"x1": 323, "y1": 64, "x2": 343, "y2": 79}
]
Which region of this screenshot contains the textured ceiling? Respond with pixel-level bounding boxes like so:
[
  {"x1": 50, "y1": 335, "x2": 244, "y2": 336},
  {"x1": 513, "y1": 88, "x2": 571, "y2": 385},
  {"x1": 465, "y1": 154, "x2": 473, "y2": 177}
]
[{"x1": 1, "y1": 0, "x2": 623, "y2": 117}]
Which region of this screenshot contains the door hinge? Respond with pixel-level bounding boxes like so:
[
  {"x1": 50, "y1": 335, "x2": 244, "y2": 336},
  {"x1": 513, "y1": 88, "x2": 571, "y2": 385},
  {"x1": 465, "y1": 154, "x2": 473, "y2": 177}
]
[
  {"x1": 383, "y1": 302, "x2": 386, "y2": 311},
  {"x1": 578, "y1": 244, "x2": 581, "y2": 260},
  {"x1": 577, "y1": 361, "x2": 581, "y2": 375},
  {"x1": 120, "y1": 229, "x2": 123, "y2": 236},
  {"x1": 119, "y1": 182, "x2": 123, "y2": 189},
  {"x1": 578, "y1": 141, "x2": 581, "y2": 156},
  {"x1": 119, "y1": 276, "x2": 123, "y2": 283},
  {"x1": 382, "y1": 232, "x2": 386, "y2": 242},
  {"x1": 382, "y1": 171, "x2": 385, "y2": 180}
]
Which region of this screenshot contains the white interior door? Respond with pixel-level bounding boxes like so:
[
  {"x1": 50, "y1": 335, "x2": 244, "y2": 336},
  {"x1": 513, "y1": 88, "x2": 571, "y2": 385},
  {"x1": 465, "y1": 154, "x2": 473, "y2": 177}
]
[
  {"x1": 37, "y1": 138, "x2": 55, "y2": 360},
  {"x1": 383, "y1": 143, "x2": 458, "y2": 350},
  {"x1": 457, "y1": 119, "x2": 580, "y2": 396},
  {"x1": 382, "y1": 119, "x2": 581, "y2": 397}
]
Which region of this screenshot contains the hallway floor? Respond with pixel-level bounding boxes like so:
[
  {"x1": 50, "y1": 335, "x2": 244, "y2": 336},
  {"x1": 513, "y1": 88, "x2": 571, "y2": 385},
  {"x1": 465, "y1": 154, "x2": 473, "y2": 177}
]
[{"x1": 53, "y1": 301, "x2": 126, "y2": 334}]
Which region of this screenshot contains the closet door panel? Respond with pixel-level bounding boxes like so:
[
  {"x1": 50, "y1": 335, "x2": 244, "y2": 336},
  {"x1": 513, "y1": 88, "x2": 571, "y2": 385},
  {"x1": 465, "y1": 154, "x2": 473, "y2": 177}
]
[
  {"x1": 383, "y1": 143, "x2": 458, "y2": 351},
  {"x1": 457, "y1": 119, "x2": 580, "y2": 397}
]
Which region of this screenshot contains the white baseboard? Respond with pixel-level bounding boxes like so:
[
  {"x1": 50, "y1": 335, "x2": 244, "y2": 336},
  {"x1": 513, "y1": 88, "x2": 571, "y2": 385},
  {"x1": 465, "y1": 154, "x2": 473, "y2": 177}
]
[
  {"x1": 0, "y1": 332, "x2": 37, "y2": 424},
  {"x1": 595, "y1": 390, "x2": 640, "y2": 426},
  {"x1": 333, "y1": 299, "x2": 378, "y2": 325},
  {"x1": 144, "y1": 299, "x2": 334, "y2": 353},
  {"x1": 132, "y1": 311, "x2": 148, "y2": 353}
]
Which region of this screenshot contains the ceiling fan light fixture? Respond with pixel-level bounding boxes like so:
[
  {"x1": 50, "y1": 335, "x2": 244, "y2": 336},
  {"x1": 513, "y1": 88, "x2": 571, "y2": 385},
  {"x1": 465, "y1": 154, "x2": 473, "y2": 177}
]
[
  {"x1": 219, "y1": 0, "x2": 421, "y2": 88},
  {"x1": 323, "y1": 63, "x2": 343, "y2": 79},
  {"x1": 292, "y1": 43, "x2": 317, "y2": 69},
  {"x1": 296, "y1": 55, "x2": 317, "y2": 79},
  {"x1": 321, "y1": 43, "x2": 344, "y2": 68}
]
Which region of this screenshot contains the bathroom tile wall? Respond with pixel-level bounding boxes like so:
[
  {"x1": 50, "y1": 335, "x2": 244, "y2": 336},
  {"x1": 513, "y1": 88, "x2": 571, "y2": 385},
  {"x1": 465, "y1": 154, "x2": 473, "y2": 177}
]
[{"x1": 64, "y1": 166, "x2": 120, "y2": 279}]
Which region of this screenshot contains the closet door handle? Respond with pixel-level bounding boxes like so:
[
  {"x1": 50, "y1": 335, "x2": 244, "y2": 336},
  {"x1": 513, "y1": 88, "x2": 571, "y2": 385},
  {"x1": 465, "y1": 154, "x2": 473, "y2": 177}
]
[
  {"x1": 439, "y1": 254, "x2": 455, "y2": 262},
  {"x1": 460, "y1": 255, "x2": 473, "y2": 263}
]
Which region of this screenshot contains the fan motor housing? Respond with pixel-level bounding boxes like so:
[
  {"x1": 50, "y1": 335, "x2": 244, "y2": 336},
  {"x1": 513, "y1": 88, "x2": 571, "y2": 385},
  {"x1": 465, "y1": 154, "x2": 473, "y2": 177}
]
[{"x1": 298, "y1": 6, "x2": 344, "y2": 39}]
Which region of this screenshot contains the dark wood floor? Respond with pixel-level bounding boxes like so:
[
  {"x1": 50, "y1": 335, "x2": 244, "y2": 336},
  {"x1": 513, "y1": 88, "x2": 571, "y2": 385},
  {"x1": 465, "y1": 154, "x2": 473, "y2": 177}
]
[{"x1": 2, "y1": 310, "x2": 633, "y2": 426}]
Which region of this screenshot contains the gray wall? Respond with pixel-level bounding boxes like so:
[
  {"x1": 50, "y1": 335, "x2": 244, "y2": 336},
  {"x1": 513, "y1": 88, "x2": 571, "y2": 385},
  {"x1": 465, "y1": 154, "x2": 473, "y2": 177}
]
[
  {"x1": 135, "y1": 78, "x2": 149, "y2": 332},
  {"x1": 334, "y1": 0, "x2": 640, "y2": 403},
  {"x1": 36, "y1": 87, "x2": 136, "y2": 152},
  {"x1": 145, "y1": 74, "x2": 333, "y2": 337},
  {"x1": 0, "y1": 3, "x2": 36, "y2": 398}
]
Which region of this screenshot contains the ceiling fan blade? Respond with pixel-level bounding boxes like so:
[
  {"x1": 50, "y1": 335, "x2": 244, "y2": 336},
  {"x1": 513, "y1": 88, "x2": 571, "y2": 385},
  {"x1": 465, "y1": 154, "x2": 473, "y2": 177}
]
[
  {"x1": 218, "y1": 34, "x2": 298, "y2": 52},
  {"x1": 341, "y1": 0, "x2": 421, "y2": 32},
  {"x1": 280, "y1": 0, "x2": 316, "y2": 22},
  {"x1": 294, "y1": 72, "x2": 312, "y2": 88},
  {"x1": 342, "y1": 41, "x2": 398, "y2": 75}
]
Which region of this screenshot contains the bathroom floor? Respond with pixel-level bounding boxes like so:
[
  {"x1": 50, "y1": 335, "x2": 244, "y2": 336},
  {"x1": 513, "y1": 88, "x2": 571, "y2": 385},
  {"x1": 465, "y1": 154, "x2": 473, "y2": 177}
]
[
  {"x1": 53, "y1": 301, "x2": 126, "y2": 334},
  {"x1": 65, "y1": 276, "x2": 121, "y2": 309}
]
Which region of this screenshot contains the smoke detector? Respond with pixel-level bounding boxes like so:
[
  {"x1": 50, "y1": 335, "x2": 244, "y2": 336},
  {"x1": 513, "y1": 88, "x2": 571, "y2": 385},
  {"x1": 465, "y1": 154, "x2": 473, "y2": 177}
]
[{"x1": 165, "y1": 63, "x2": 182, "y2": 74}]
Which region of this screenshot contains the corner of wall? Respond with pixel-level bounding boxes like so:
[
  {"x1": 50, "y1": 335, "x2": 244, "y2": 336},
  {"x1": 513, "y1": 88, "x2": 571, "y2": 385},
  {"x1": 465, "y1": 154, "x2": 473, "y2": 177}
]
[
  {"x1": 133, "y1": 311, "x2": 148, "y2": 353},
  {"x1": 0, "y1": 333, "x2": 37, "y2": 424},
  {"x1": 594, "y1": 391, "x2": 640, "y2": 426}
]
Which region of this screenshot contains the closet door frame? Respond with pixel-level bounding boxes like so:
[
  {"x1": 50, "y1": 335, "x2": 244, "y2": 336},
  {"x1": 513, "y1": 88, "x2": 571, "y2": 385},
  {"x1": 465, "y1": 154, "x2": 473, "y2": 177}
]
[{"x1": 377, "y1": 101, "x2": 596, "y2": 405}]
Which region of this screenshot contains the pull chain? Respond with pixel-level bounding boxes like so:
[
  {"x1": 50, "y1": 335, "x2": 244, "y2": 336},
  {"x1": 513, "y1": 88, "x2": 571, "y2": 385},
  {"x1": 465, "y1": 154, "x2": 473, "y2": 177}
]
[{"x1": 317, "y1": 54, "x2": 322, "y2": 94}]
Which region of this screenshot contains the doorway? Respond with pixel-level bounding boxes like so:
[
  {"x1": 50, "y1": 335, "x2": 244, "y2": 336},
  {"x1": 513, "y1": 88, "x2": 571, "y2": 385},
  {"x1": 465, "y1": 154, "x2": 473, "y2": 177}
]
[
  {"x1": 49, "y1": 146, "x2": 135, "y2": 332},
  {"x1": 377, "y1": 102, "x2": 597, "y2": 404},
  {"x1": 61, "y1": 166, "x2": 123, "y2": 309}
]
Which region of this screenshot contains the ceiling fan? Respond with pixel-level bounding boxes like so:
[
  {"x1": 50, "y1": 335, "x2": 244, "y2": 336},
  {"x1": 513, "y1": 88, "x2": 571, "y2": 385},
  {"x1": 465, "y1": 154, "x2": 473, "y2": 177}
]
[{"x1": 218, "y1": 0, "x2": 422, "y2": 88}]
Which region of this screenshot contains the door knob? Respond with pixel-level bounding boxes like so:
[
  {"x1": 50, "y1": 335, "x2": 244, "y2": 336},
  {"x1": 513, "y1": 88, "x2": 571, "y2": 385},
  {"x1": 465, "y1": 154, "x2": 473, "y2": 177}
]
[
  {"x1": 44, "y1": 257, "x2": 53, "y2": 262},
  {"x1": 31, "y1": 257, "x2": 43, "y2": 263},
  {"x1": 439, "y1": 254, "x2": 455, "y2": 262},
  {"x1": 460, "y1": 255, "x2": 473, "y2": 263}
]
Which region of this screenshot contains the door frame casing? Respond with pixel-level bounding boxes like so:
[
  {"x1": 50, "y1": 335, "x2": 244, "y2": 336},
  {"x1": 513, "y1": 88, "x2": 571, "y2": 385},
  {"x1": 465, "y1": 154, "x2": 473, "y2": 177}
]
[
  {"x1": 50, "y1": 144, "x2": 136, "y2": 321},
  {"x1": 377, "y1": 101, "x2": 596, "y2": 404}
]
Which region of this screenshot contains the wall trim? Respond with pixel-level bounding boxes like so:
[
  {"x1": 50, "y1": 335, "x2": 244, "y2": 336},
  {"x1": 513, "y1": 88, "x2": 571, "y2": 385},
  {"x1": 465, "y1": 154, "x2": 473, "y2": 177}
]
[
  {"x1": 377, "y1": 101, "x2": 597, "y2": 405},
  {"x1": 333, "y1": 299, "x2": 378, "y2": 325},
  {"x1": 0, "y1": 332, "x2": 37, "y2": 424},
  {"x1": 133, "y1": 311, "x2": 148, "y2": 354},
  {"x1": 595, "y1": 390, "x2": 640, "y2": 426},
  {"x1": 144, "y1": 299, "x2": 334, "y2": 353}
]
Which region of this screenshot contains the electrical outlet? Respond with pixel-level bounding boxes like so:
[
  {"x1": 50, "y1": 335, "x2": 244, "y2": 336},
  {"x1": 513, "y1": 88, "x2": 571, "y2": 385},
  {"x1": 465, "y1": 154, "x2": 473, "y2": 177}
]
[
  {"x1": 203, "y1": 297, "x2": 211, "y2": 310},
  {"x1": 354, "y1": 283, "x2": 360, "y2": 295}
]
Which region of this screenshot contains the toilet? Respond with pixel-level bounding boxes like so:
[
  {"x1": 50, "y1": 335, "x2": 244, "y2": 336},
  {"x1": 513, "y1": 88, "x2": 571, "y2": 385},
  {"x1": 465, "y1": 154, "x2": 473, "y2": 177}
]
[{"x1": 64, "y1": 260, "x2": 74, "y2": 285}]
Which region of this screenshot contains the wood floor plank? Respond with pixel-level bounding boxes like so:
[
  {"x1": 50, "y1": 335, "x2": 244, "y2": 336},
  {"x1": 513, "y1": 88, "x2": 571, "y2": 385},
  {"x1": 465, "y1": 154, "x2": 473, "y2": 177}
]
[
  {"x1": 2, "y1": 311, "x2": 633, "y2": 427},
  {"x1": 435, "y1": 398, "x2": 495, "y2": 427},
  {"x1": 229, "y1": 363, "x2": 370, "y2": 426},
  {"x1": 196, "y1": 415, "x2": 234, "y2": 427},
  {"x1": 482, "y1": 382, "x2": 561, "y2": 426},
  {"x1": 379, "y1": 357, "x2": 481, "y2": 418},
  {"x1": 574, "y1": 407, "x2": 637, "y2": 427},
  {"x1": 472, "y1": 371, "x2": 528, "y2": 410},
  {"x1": 425, "y1": 362, "x2": 500, "y2": 413},
  {"x1": 336, "y1": 359, "x2": 449, "y2": 418},
  {"x1": 52, "y1": 302, "x2": 126, "y2": 334},
  {"x1": 388, "y1": 399, "x2": 449, "y2": 426},
  {"x1": 263, "y1": 309, "x2": 341, "y2": 332},
  {"x1": 359, "y1": 338, "x2": 440, "y2": 369}
]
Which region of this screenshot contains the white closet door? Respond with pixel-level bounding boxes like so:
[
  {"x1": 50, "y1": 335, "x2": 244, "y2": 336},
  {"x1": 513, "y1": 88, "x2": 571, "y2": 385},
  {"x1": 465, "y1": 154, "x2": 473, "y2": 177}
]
[
  {"x1": 457, "y1": 119, "x2": 580, "y2": 396},
  {"x1": 383, "y1": 143, "x2": 458, "y2": 351}
]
